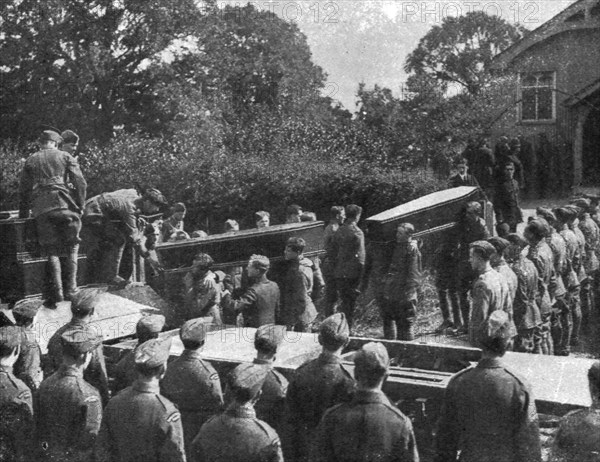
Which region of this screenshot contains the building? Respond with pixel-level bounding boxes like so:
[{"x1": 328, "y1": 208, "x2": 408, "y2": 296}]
[{"x1": 490, "y1": 0, "x2": 600, "y2": 196}]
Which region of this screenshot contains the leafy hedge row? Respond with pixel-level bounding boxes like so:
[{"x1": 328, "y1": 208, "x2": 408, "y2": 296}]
[{"x1": 0, "y1": 133, "x2": 441, "y2": 232}]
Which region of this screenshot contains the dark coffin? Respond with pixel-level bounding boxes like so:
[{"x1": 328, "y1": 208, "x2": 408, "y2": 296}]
[
  {"x1": 365, "y1": 186, "x2": 487, "y2": 242},
  {"x1": 156, "y1": 221, "x2": 325, "y2": 270},
  {"x1": 0, "y1": 214, "x2": 40, "y2": 257}
]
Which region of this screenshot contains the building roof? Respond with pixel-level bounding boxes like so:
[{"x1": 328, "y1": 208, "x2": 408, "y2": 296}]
[{"x1": 491, "y1": 0, "x2": 600, "y2": 70}]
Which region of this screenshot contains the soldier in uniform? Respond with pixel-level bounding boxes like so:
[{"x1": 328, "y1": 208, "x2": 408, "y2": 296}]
[
  {"x1": 467, "y1": 240, "x2": 514, "y2": 348},
  {"x1": 160, "y1": 202, "x2": 186, "y2": 243},
  {"x1": 525, "y1": 219, "x2": 557, "y2": 355},
  {"x1": 82, "y1": 187, "x2": 167, "y2": 286},
  {"x1": 468, "y1": 137, "x2": 496, "y2": 199},
  {"x1": 286, "y1": 313, "x2": 355, "y2": 462},
  {"x1": 19, "y1": 130, "x2": 87, "y2": 307},
  {"x1": 95, "y1": 338, "x2": 186, "y2": 462},
  {"x1": 191, "y1": 362, "x2": 283, "y2": 462},
  {"x1": 161, "y1": 318, "x2": 223, "y2": 459},
  {"x1": 0, "y1": 326, "x2": 34, "y2": 462},
  {"x1": 230, "y1": 325, "x2": 288, "y2": 433},
  {"x1": 322, "y1": 206, "x2": 345, "y2": 316},
  {"x1": 60, "y1": 130, "x2": 80, "y2": 156},
  {"x1": 456, "y1": 202, "x2": 491, "y2": 335},
  {"x1": 183, "y1": 253, "x2": 222, "y2": 324},
  {"x1": 434, "y1": 226, "x2": 461, "y2": 332},
  {"x1": 494, "y1": 161, "x2": 523, "y2": 233},
  {"x1": 488, "y1": 236, "x2": 518, "y2": 305},
  {"x1": 222, "y1": 255, "x2": 280, "y2": 328},
  {"x1": 255, "y1": 211, "x2": 270, "y2": 228},
  {"x1": 506, "y1": 234, "x2": 542, "y2": 354},
  {"x1": 12, "y1": 299, "x2": 43, "y2": 391},
  {"x1": 448, "y1": 157, "x2": 479, "y2": 188},
  {"x1": 112, "y1": 314, "x2": 165, "y2": 394},
  {"x1": 435, "y1": 311, "x2": 542, "y2": 462},
  {"x1": 44, "y1": 289, "x2": 110, "y2": 405},
  {"x1": 314, "y1": 342, "x2": 419, "y2": 462},
  {"x1": 278, "y1": 237, "x2": 322, "y2": 332},
  {"x1": 568, "y1": 204, "x2": 588, "y2": 338},
  {"x1": 381, "y1": 223, "x2": 422, "y2": 340},
  {"x1": 330, "y1": 204, "x2": 366, "y2": 328},
  {"x1": 36, "y1": 325, "x2": 103, "y2": 461},
  {"x1": 549, "y1": 361, "x2": 600, "y2": 461},
  {"x1": 285, "y1": 204, "x2": 303, "y2": 224}
]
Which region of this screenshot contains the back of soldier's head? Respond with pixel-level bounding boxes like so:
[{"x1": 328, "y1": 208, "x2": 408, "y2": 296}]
[
  {"x1": 319, "y1": 313, "x2": 350, "y2": 351},
  {"x1": 345, "y1": 204, "x2": 362, "y2": 220},
  {"x1": 70, "y1": 288, "x2": 102, "y2": 319},
  {"x1": 354, "y1": 342, "x2": 389, "y2": 388}
]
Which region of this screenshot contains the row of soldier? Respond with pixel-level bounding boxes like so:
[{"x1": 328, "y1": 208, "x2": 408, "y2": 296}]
[{"x1": 3, "y1": 288, "x2": 599, "y2": 461}]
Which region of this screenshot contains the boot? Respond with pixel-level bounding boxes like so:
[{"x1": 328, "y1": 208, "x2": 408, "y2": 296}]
[
  {"x1": 64, "y1": 244, "x2": 79, "y2": 300},
  {"x1": 450, "y1": 290, "x2": 462, "y2": 327},
  {"x1": 102, "y1": 243, "x2": 125, "y2": 284},
  {"x1": 44, "y1": 255, "x2": 64, "y2": 309},
  {"x1": 436, "y1": 290, "x2": 453, "y2": 332}
]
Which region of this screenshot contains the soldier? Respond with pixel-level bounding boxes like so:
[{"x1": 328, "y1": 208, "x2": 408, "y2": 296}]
[
  {"x1": 82, "y1": 187, "x2": 167, "y2": 286},
  {"x1": 36, "y1": 325, "x2": 103, "y2": 461},
  {"x1": 112, "y1": 314, "x2": 165, "y2": 394},
  {"x1": 278, "y1": 237, "x2": 322, "y2": 332},
  {"x1": 255, "y1": 211, "x2": 270, "y2": 228},
  {"x1": 525, "y1": 219, "x2": 557, "y2": 355},
  {"x1": 19, "y1": 130, "x2": 87, "y2": 307},
  {"x1": 467, "y1": 240, "x2": 514, "y2": 348},
  {"x1": 488, "y1": 236, "x2": 518, "y2": 305},
  {"x1": 230, "y1": 325, "x2": 288, "y2": 432},
  {"x1": 222, "y1": 255, "x2": 280, "y2": 328},
  {"x1": 494, "y1": 161, "x2": 523, "y2": 233},
  {"x1": 12, "y1": 299, "x2": 43, "y2": 391},
  {"x1": 183, "y1": 253, "x2": 222, "y2": 324},
  {"x1": 448, "y1": 157, "x2": 479, "y2": 188},
  {"x1": 160, "y1": 202, "x2": 186, "y2": 243},
  {"x1": 549, "y1": 361, "x2": 600, "y2": 461},
  {"x1": 381, "y1": 223, "x2": 422, "y2": 341},
  {"x1": 434, "y1": 227, "x2": 461, "y2": 332},
  {"x1": 285, "y1": 204, "x2": 303, "y2": 224},
  {"x1": 567, "y1": 205, "x2": 588, "y2": 331},
  {"x1": 191, "y1": 362, "x2": 283, "y2": 462},
  {"x1": 0, "y1": 326, "x2": 34, "y2": 462},
  {"x1": 330, "y1": 204, "x2": 366, "y2": 328},
  {"x1": 223, "y1": 219, "x2": 239, "y2": 233},
  {"x1": 506, "y1": 234, "x2": 542, "y2": 354},
  {"x1": 60, "y1": 130, "x2": 80, "y2": 156},
  {"x1": 161, "y1": 318, "x2": 223, "y2": 459},
  {"x1": 321, "y1": 206, "x2": 345, "y2": 316},
  {"x1": 286, "y1": 313, "x2": 355, "y2": 462},
  {"x1": 555, "y1": 207, "x2": 582, "y2": 350},
  {"x1": 435, "y1": 311, "x2": 542, "y2": 462},
  {"x1": 95, "y1": 338, "x2": 186, "y2": 462},
  {"x1": 536, "y1": 208, "x2": 570, "y2": 356},
  {"x1": 314, "y1": 342, "x2": 419, "y2": 462},
  {"x1": 456, "y1": 202, "x2": 490, "y2": 335},
  {"x1": 469, "y1": 136, "x2": 496, "y2": 199},
  {"x1": 44, "y1": 289, "x2": 110, "y2": 405}
]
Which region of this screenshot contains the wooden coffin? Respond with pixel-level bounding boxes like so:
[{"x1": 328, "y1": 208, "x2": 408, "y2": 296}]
[
  {"x1": 155, "y1": 221, "x2": 325, "y2": 271},
  {"x1": 365, "y1": 187, "x2": 489, "y2": 242},
  {"x1": 0, "y1": 213, "x2": 40, "y2": 257}
]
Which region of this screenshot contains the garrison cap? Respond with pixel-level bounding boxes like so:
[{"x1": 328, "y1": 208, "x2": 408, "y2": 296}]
[
  {"x1": 40, "y1": 130, "x2": 62, "y2": 143},
  {"x1": 565, "y1": 204, "x2": 582, "y2": 216},
  {"x1": 0, "y1": 326, "x2": 22, "y2": 351},
  {"x1": 61, "y1": 325, "x2": 103, "y2": 356},
  {"x1": 192, "y1": 252, "x2": 214, "y2": 268},
  {"x1": 229, "y1": 362, "x2": 269, "y2": 398},
  {"x1": 60, "y1": 130, "x2": 79, "y2": 144},
  {"x1": 536, "y1": 207, "x2": 556, "y2": 223},
  {"x1": 488, "y1": 236, "x2": 510, "y2": 254},
  {"x1": 134, "y1": 337, "x2": 172, "y2": 369},
  {"x1": 136, "y1": 314, "x2": 165, "y2": 338},
  {"x1": 354, "y1": 342, "x2": 389, "y2": 372},
  {"x1": 319, "y1": 313, "x2": 350, "y2": 346},
  {"x1": 143, "y1": 188, "x2": 167, "y2": 206},
  {"x1": 571, "y1": 198, "x2": 591, "y2": 212},
  {"x1": 554, "y1": 207, "x2": 576, "y2": 222},
  {"x1": 180, "y1": 318, "x2": 210, "y2": 344},
  {"x1": 255, "y1": 324, "x2": 286, "y2": 352},
  {"x1": 469, "y1": 240, "x2": 496, "y2": 260},
  {"x1": 525, "y1": 219, "x2": 548, "y2": 240},
  {"x1": 249, "y1": 254, "x2": 270, "y2": 271},
  {"x1": 507, "y1": 233, "x2": 529, "y2": 249},
  {"x1": 224, "y1": 219, "x2": 239, "y2": 232},
  {"x1": 12, "y1": 299, "x2": 42, "y2": 320},
  {"x1": 70, "y1": 288, "x2": 102, "y2": 316},
  {"x1": 478, "y1": 310, "x2": 512, "y2": 350}
]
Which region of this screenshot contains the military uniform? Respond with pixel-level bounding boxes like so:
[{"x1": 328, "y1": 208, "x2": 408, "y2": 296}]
[
  {"x1": 314, "y1": 389, "x2": 419, "y2": 462},
  {"x1": 549, "y1": 408, "x2": 600, "y2": 462},
  {"x1": 381, "y1": 239, "x2": 422, "y2": 340},
  {"x1": 278, "y1": 257, "x2": 320, "y2": 331},
  {"x1": 183, "y1": 270, "x2": 222, "y2": 324},
  {"x1": 45, "y1": 319, "x2": 110, "y2": 406},
  {"x1": 448, "y1": 172, "x2": 479, "y2": 188},
  {"x1": 224, "y1": 280, "x2": 280, "y2": 328},
  {"x1": 161, "y1": 319, "x2": 223, "y2": 460},
  {"x1": 435, "y1": 357, "x2": 541, "y2": 462},
  {"x1": 286, "y1": 351, "x2": 355, "y2": 461},
  {"x1": 330, "y1": 222, "x2": 365, "y2": 327},
  {"x1": 95, "y1": 338, "x2": 186, "y2": 462},
  {"x1": 494, "y1": 177, "x2": 522, "y2": 232},
  {"x1": 545, "y1": 227, "x2": 570, "y2": 355},
  {"x1": 510, "y1": 256, "x2": 542, "y2": 353},
  {"x1": 322, "y1": 222, "x2": 340, "y2": 316},
  {"x1": 0, "y1": 327, "x2": 34, "y2": 462},
  {"x1": 578, "y1": 212, "x2": 600, "y2": 322},
  {"x1": 493, "y1": 259, "x2": 518, "y2": 305},
  {"x1": 14, "y1": 327, "x2": 43, "y2": 392},
  {"x1": 252, "y1": 359, "x2": 288, "y2": 431},
  {"x1": 560, "y1": 225, "x2": 581, "y2": 350},
  {"x1": 36, "y1": 326, "x2": 103, "y2": 461}
]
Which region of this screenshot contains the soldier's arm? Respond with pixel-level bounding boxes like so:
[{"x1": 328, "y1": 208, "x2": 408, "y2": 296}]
[
  {"x1": 407, "y1": 244, "x2": 422, "y2": 294},
  {"x1": 514, "y1": 386, "x2": 542, "y2": 462},
  {"x1": 89, "y1": 345, "x2": 110, "y2": 407},
  {"x1": 18, "y1": 164, "x2": 34, "y2": 218},
  {"x1": 94, "y1": 413, "x2": 116, "y2": 462},
  {"x1": 434, "y1": 384, "x2": 459, "y2": 462},
  {"x1": 206, "y1": 364, "x2": 224, "y2": 409},
  {"x1": 312, "y1": 260, "x2": 325, "y2": 299},
  {"x1": 229, "y1": 287, "x2": 258, "y2": 314},
  {"x1": 399, "y1": 418, "x2": 420, "y2": 462},
  {"x1": 16, "y1": 343, "x2": 43, "y2": 391},
  {"x1": 77, "y1": 393, "x2": 103, "y2": 450},
  {"x1": 13, "y1": 390, "x2": 35, "y2": 462},
  {"x1": 470, "y1": 281, "x2": 491, "y2": 328},
  {"x1": 66, "y1": 154, "x2": 87, "y2": 210},
  {"x1": 197, "y1": 278, "x2": 219, "y2": 312},
  {"x1": 159, "y1": 412, "x2": 186, "y2": 462}
]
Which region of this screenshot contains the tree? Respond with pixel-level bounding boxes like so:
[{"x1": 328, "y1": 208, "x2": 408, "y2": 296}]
[
  {"x1": 404, "y1": 11, "x2": 528, "y2": 94},
  {"x1": 0, "y1": 0, "x2": 203, "y2": 141}
]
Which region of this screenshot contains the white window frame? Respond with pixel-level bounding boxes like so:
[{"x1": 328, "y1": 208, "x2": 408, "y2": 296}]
[{"x1": 518, "y1": 71, "x2": 556, "y2": 123}]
